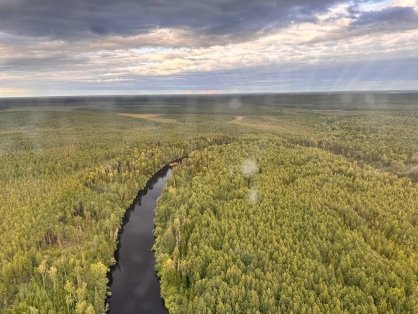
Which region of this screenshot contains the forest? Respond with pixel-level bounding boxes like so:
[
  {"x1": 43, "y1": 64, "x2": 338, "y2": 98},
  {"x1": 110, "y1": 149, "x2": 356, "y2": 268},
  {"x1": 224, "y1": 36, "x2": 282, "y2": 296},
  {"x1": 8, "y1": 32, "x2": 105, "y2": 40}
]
[
  {"x1": 154, "y1": 141, "x2": 418, "y2": 313},
  {"x1": 0, "y1": 93, "x2": 417, "y2": 313}
]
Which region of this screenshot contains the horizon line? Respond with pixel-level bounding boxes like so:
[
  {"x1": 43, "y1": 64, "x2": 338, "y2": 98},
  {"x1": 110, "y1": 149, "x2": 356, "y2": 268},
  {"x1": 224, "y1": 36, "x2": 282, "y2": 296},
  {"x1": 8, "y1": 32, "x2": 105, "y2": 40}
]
[{"x1": 1, "y1": 89, "x2": 418, "y2": 99}]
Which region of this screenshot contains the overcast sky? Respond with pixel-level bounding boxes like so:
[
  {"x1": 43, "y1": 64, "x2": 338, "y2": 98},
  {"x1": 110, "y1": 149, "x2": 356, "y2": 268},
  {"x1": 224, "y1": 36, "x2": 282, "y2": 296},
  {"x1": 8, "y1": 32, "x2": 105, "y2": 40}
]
[{"x1": 0, "y1": 0, "x2": 417, "y2": 96}]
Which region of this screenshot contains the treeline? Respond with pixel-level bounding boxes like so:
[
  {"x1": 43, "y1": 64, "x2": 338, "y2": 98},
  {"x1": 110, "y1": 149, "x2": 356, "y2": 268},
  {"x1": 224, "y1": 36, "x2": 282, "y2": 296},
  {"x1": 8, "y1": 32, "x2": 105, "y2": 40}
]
[
  {"x1": 289, "y1": 112, "x2": 418, "y2": 182},
  {"x1": 228, "y1": 111, "x2": 418, "y2": 181},
  {"x1": 154, "y1": 141, "x2": 418, "y2": 313},
  {"x1": 0, "y1": 110, "x2": 232, "y2": 313}
]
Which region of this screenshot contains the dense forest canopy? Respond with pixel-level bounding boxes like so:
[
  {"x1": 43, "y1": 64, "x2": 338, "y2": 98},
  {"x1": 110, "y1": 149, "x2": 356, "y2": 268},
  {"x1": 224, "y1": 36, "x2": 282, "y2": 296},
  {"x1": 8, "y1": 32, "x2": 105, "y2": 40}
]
[
  {"x1": 155, "y1": 142, "x2": 418, "y2": 313},
  {"x1": 0, "y1": 93, "x2": 417, "y2": 313}
]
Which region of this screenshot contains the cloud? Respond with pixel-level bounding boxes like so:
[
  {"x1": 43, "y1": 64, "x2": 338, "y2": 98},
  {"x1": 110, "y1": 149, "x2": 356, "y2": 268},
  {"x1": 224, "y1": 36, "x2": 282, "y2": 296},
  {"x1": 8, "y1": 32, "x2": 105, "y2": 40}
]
[
  {"x1": 0, "y1": 0, "x2": 346, "y2": 41},
  {"x1": 0, "y1": 87, "x2": 30, "y2": 97},
  {"x1": 0, "y1": 54, "x2": 88, "y2": 71},
  {"x1": 0, "y1": 0, "x2": 417, "y2": 96},
  {"x1": 301, "y1": 4, "x2": 418, "y2": 45},
  {"x1": 350, "y1": 5, "x2": 418, "y2": 30},
  {"x1": 13, "y1": 57, "x2": 417, "y2": 94}
]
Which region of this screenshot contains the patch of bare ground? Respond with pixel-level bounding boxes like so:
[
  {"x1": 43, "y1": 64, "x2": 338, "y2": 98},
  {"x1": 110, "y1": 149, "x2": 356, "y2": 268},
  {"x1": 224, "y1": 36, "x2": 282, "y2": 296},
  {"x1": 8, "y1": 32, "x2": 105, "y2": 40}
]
[{"x1": 118, "y1": 113, "x2": 177, "y2": 123}]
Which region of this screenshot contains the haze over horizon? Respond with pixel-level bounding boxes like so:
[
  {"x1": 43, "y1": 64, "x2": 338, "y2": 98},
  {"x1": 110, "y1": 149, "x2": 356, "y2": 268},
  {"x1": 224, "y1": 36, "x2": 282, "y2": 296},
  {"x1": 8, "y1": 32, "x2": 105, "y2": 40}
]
[{"x1": 0, "y1": 0, "x2": 417, "y2": 97}]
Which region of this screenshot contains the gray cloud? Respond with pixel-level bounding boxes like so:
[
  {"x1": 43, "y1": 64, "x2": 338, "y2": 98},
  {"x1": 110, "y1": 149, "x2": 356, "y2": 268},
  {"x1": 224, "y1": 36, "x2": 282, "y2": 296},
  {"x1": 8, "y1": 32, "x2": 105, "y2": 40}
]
[
  {"x1": 0, "y1": 54, "x2": 88, "y2": 71},
  {"x1": 0, "y1": 0, "x2": 345, "y2": 40},
  {"x1": 350, "y1": 6, "x2": 418, "y2": 30},
  {"x1": 305, "y1": 4, "x2": 418, "y2": 44}
]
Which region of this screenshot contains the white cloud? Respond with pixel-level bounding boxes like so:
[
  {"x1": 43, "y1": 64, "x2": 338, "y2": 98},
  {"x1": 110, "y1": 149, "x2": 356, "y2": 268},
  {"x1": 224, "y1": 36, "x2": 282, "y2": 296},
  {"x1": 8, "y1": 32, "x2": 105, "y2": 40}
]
[
  {"x1": 0, "y1": 87, "x2": 30, "y2": 97},
  {"x1": 360, "y1": 0, "x2": 418, "y2": 11}
]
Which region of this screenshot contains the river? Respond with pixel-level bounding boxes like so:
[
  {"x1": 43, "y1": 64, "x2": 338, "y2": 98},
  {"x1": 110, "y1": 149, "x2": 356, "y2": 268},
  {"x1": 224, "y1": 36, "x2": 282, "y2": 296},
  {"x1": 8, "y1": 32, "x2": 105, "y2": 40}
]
[{"x1": 107, "y1": 165, "x2": 174, "y2": 314}]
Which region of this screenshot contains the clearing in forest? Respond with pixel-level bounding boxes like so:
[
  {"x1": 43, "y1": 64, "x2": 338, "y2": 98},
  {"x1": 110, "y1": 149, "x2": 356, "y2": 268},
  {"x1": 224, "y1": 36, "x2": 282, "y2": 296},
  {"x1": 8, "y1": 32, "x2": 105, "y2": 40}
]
[{"x1": 118, "y1": 113, "x2": 177, "y2": 124}]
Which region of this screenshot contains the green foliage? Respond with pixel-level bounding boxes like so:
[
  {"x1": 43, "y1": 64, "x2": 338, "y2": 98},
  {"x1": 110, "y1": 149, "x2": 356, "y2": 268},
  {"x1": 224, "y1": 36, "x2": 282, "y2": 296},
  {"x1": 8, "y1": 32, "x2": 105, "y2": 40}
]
[
  {"x1": 289, "y1": 112, "x2": 418, "y2": 181},
  {"x1": 1, "y1": 97, "x2": 417, "y2": 313},
  {"x1": 0, "y1": 110, "x2": 231, "y2": 313},
  {"x1": 155, "y1": 141, "x2": 418, "y2": 313}
]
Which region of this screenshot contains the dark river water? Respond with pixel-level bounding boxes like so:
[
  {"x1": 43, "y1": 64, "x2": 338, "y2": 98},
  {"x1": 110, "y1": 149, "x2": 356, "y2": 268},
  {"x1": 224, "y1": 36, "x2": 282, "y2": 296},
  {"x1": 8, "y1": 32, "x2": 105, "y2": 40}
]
[{"x1": 107, "y1": 166, "x2": 173, "y2": 314}]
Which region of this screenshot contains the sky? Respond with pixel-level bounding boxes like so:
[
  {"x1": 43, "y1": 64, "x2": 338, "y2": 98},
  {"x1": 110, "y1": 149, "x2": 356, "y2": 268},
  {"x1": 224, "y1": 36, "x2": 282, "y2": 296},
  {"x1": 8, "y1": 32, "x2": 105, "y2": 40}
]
[{"x1": 0, "y1": 0, "x2": 417, "y2": 96}]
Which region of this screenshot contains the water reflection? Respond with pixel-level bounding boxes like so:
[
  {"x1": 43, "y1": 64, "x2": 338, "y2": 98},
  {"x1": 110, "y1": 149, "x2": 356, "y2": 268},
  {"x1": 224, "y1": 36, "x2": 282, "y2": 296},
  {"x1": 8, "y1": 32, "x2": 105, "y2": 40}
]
[{"x1": 108, "y1": 167, "x2": 172, "y2": 314}]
